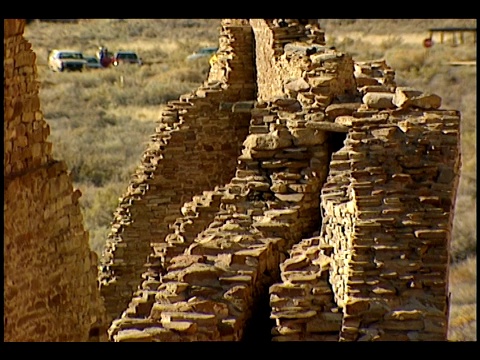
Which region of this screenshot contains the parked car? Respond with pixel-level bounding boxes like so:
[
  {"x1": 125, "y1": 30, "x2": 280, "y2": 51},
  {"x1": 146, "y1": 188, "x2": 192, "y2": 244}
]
[
  {"x1": 84, "y1": 55, "x2": 103, "y2": 69},
  {"x1": 186, "y1": 46, "x2": 218, "y2": 61},
  {"x1": 48, "y1": 49, "x2": 86, "y2": 72},
  {"x1": 112, "y1": 51, "x2": 142, "y2": 66}
]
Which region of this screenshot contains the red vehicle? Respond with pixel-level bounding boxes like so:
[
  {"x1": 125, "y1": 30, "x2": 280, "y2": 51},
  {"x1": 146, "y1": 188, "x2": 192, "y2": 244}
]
[
  {"x1": 100, "y1": 56, "x2": 113, "y2": 67},
  {"x1": 96, "y1": 47, "x2": 114, "y2": 67}
]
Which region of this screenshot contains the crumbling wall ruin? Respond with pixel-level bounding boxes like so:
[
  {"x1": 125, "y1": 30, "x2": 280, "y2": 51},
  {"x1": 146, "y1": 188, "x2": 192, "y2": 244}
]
[
  {"x1": 98, "y1": 19, "x2": 256, "y2": 326},
  {"x1": 3, "y1": 18, "x2": 461, "y2": 342},
  {"x1": 103, "y1": 19, "x2": 461, "y2": 342},
  {"x1": 4, "y1": 19, "x2": 106, "y2": 342},
  {"x1": 270, "y1": 64, "x2": 461, "y2": 340}
]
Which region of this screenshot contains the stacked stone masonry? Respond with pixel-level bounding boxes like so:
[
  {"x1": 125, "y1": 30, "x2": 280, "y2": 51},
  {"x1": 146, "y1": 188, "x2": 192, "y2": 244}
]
[
  {"x1": 98, "y1": 19, "x2": 256, "y2": 325},
  {"x1": 102, "y1": 19, "x2": 461, "y2": 342},
  {"x1": 3, "y1": 18, "x2": 461, "y2": 342},
  {"x1": 4, "y1": 19, "x2": 107, "y2": 342}
]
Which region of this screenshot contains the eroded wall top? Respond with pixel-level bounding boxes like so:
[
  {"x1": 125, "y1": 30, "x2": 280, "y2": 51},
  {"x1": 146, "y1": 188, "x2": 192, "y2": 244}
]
[{"x1": 4, "y1": 19, "x2": 53, "y2": 178}]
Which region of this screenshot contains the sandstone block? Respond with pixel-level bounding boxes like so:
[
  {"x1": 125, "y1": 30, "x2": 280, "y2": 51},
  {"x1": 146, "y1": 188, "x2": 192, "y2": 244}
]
[
  {"x1": 325, "y1": 102, "x2": 361, "y2": 120},
  {"x1": 280, "y1": 255, "x2": 311, "y2": 272},
  {"x1": 284, "y1": 77, "x2": 310, "y2": 92},
  {"x1": 308, "y1": 75, "x2": 336, "y2": 87},
  {"x1": 393, "y1": 87, "x2": 441, "y2": 109},
  {"x1": 306, "y1": 313, "x2": 342, "y2": 333},
  {"x1": 362, "y1": 92, "x2": 395, "y2": 109},
  {"x1": 271, "y1": 308, "x2": 317, "y2": 319},
  {"x1": 355, "y1": 74, "x2": 380, "y2": 86},
  {"x1": 270, "y1": 283, "x2": 311, "y2": 298},
  {"x1": 243, "y1": 130, "x2": 293, "y2": 151},
  {"x1": 113, "y1": 329, "x2": 154, "y2": 342},
  {"x1": 289, "y1": 127, "x2": 327, "y2": 146},
  {"x1": 161, "y1": 311, "x2": 217, "y2": 326}
]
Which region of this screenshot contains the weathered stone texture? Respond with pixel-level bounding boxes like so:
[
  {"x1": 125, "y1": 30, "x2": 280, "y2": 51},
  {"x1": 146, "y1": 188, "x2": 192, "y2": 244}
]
[
  {"x1": 102, "y1": 19, "x2": 460, "y2": 342},
  {"x1": 98, "y1": 20, "x2": 256, "y2": 325},
  {"x1": 4, "y1": 18, "x2": 461, "y2": 342},
  {"x1": 4, "y1": 19, "x2": 52, "y2": 177},
  {"x1": 4, "y1": 19, "x2": 106, "y2": 342},
  {"x1": 269, "y1": 57, "x2": 461, "y2": 341}
]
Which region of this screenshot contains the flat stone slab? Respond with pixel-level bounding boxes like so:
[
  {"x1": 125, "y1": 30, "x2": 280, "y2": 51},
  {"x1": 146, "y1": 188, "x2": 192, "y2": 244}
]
[
  {"x1": 161, "y1": 311, "x2": 217, "y2": 326},
  {"x1": 305, "y1": 121, "x2": 349, "y2": 132},
  {"x1": 271, "y1": 309, "x2": 317, "y2": 319}
]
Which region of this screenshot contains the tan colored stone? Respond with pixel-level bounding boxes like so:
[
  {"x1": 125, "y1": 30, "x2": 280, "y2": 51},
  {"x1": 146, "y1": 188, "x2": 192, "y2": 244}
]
[
  {"x1": 290, "y1": 128, "x2": 327, "y2": 146},
  {"x1": 362, "y1": 92, "x2": 395, "y2": 109},
  {"x1": 178, "y1": 263, "x2": 222, "y2": 286},
  {"x1": 243, "y1": 130, "x2": 293, "y2": 151},
  {"x1": 161, "y1": 311, "x2": 217, "y2": 326},
  {"x1": 264, "y1": 208, "x2": 299, "y2": 221},
  {"x1": 284, "y1": 77, "x2": 310, "y2": 92},
  {"x1": 270, "y1": 182, "x2": 289, "y2": 193},
  {"x1": 306, "y1": 313, "x2": 342, "y2": 333},
  {"x1": 325, "y1": 103, "x2": 361, "y2": 120},
  {"x1": 113, "y1": 329, "x2": 154, "y2": 342},
  {"x1": 305, "y1": 121, "x2": 349, "y2": 132},
  {"x1": 270, "y1": 283, "x2": 311, "y2": 298},
  {"x1": 189, "y1": 299, "x2": 229, "y2": 318},
  {"x1": 4, "y1": 19, "x2": 459, "y2": 343},
  {"x1": 271, "y1": 308, "x2": 317, "y2": 319},
  {"x1": 162, "y1": 320, "x2": 197, "y2": 333},
  {"x1": 334, "y1": 116, "x2": 355, "y2": 126},
  {"x1": 393, "y1": 87, "x2": 441, "y2": 109},
  {"x1": 274, "y1": 193, "x2": 305, "y2": 202},
  {"x1": 280, "y1": 255, "x2": 311, "y2": 272}
]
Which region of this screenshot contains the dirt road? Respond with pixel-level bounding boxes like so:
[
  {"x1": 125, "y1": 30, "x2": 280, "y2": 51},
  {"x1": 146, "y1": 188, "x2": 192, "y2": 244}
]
[
  {"x1": 327, "y1": 31, "x2": 476, "y2": 47},
  {"x1": 326, "y1": 32, "x2": 427, "y2": 46}
]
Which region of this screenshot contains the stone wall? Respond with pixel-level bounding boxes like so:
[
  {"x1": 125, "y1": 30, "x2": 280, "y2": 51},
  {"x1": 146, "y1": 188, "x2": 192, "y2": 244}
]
[
  {"x1": 269, "y1": 61, "x2": 461, "y2": 341},
  {"x1": 4, "y1": 19, "x2": 106, "y2": 342},
  {"x1": 104, "y1": 19, "x2": 460, "y2": 342},
  {"x1": 250, "y1": 19, "x2": 328, "y2": 102},
  {"x1": 104, "y1": 19, "x2": 354, "y2": 342},
  {"x1": 98, "y1": 19, "x2": 256, "y2": 325},
  {"x1": 4, "y1": 18, "x2": 461, "y2": 342}
]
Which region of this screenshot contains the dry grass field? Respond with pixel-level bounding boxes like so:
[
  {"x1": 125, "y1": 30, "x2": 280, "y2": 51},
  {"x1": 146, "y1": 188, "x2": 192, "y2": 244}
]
[{"x1": 23, "y1": 18, "x2": 476, "y2": 341}]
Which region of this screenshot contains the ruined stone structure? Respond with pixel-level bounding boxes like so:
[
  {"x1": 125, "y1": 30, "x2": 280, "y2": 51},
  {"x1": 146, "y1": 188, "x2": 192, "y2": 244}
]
[
  {"x1": 4, "y1": 19, "x2": 106, "y2": 342},
  {"x1": 4, "y1": 18, "x2": 461, "y2": 342}
]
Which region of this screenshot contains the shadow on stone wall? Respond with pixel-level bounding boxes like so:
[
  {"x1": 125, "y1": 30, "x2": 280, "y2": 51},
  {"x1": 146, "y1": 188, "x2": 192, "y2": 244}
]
[{"x1": 4, "y1": 18, "x2": 461, "y2": 342}]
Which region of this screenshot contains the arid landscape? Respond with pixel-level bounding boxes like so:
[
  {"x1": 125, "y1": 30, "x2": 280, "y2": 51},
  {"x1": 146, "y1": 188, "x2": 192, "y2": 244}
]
[{"x1": 21, "y1": 18, "x2": 476, "y2": 341}]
